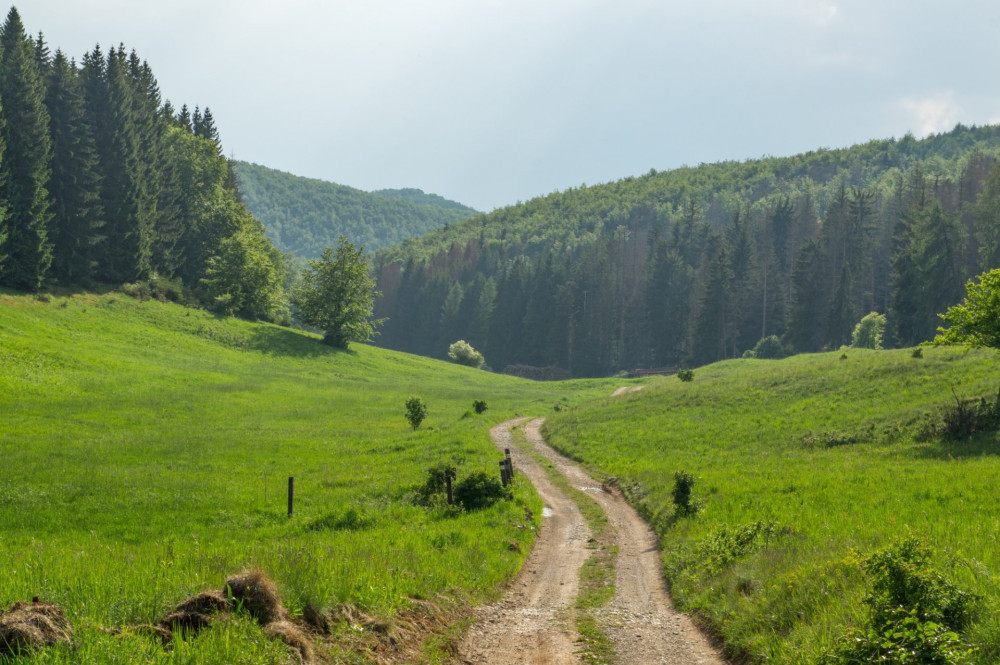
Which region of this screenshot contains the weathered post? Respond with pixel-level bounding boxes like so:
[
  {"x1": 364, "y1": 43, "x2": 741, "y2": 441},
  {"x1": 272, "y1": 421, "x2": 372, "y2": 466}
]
[
  {"x1": 445, "y1": 472, "x2": 453, "y2": 505},
  {"x1": 505, "y1": 449, "x2": 514, "y2": 478},
  {"x1": 287, "y1": 476, "x2": 294, "y2": 517},
  {"x1": 499, "y1": 460, "x2": 509, "y2": 486}
]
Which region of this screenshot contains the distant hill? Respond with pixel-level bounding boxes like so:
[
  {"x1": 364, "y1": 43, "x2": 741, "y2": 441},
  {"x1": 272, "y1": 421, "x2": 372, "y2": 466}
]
[
  {"x1": 372, "y1": 124, "x2": 1000, "y2": 376},
  {"x1": 233, "y1": 161, "x2": 478, "y2": 259}
]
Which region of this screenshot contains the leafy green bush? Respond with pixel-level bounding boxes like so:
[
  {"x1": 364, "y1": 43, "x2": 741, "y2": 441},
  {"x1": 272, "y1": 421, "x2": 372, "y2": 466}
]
[
  {"x1": 677, "y1": 369, "x2": 694, "y2": 382},
  {"x1": 417, "y1": 462, "x2": 456, "y2": 502},
  {"x1": 821, "y1": 536, "x2": 979, "y2": 665},
  {"x1": 752, "y1": 335, "x2": 786, "y2": 359},
  {"x1": 405, "y1": 397, "x2": 427, "y2": 430},
  {"x1": 671, "y1": 470, "x2": 696, "y2": 515},
  {"x1": 852, "y1": 311, "x2": 887, "y2": 349},
  {"x1": 913, "y1": 347, "x2": 924, "y2": 358},
  {"x1": 453, "y1": 471, "x2": 511, "y2": 510},
  {"x1": 822, "y1": 609, "x2": 973, "y2": 665},
  {"x1": 448, "y1": 340, "x2": 485, "y2": 368},
  {"x1": 472, "y1": 399, "x2": 488, "y2": 414}
]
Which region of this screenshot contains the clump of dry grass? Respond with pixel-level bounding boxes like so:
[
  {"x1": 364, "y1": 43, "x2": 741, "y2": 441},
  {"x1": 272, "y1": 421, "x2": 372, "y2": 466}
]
[
  {"x1": 0, "y1": 599, "x2": 73, "y2": 656},
  {"x1": 158, "y1": 590, "x2": 232, "y2": 639},
  {"x1": 264, "y1": 620, "x2": 315, "y2": 663},
  {"x1": 223, "y1": 570, "x2": 288, "y2": 625}
]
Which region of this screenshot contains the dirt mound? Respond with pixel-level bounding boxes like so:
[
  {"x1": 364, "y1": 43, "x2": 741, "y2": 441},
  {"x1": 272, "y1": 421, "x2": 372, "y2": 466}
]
[
  {"x1": 263, "y1": 620, "x2": 315, "y2": 663},
  {"x1": 223, "y1": 570, "x2": 288, "y2": 625},
  {"x1": 0, "y1": 599, "x2": 72, "y2": 656}
]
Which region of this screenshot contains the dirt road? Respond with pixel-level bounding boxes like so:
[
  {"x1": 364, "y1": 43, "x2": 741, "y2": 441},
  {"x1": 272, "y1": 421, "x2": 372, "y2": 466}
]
[{"x1": 457, "y1": 418, "x2": 725, "y2": 664}]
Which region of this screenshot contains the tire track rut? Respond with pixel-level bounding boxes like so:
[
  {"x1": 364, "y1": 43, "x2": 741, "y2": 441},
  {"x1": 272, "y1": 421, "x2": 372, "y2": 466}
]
[{"x1": 457, "y1": 418, "x2": 725, "y2": 664}]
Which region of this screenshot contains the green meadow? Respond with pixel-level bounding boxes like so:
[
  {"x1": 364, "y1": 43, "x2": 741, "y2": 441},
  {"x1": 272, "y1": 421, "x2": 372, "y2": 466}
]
[
  {"x1": 5, "y1": 290, "x2": 1000, "y2": 664},
  {"x1": 0, "y1": 291, "x2": 613, "y2": 663},
  {"x1": 545, "y1": 348, "x2": 1000, "y2": 663}
]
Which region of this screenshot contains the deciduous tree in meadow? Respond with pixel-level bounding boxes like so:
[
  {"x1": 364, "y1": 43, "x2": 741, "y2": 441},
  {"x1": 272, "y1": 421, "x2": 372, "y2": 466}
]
[{"x1": 294, "y1": 236, "x2": 384, "y2": 348}]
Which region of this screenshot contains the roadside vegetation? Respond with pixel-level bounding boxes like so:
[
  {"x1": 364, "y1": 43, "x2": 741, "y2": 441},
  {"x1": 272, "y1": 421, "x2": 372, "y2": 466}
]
[
  {"x1": 0, "y1": 290, "x2": 613, "y2": 663},
  {"x1": 544, "y1": 347, "x2": 1000, "y2": 663}
]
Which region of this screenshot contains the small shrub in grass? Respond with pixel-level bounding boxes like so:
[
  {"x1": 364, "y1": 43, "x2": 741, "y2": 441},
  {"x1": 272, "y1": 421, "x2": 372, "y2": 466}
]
[
  {"x1": 851, "y1": 311, "x2": 887, "y2": 349},
  {"x1": 699, "y1": 520, "x2": 778, "y2": 572},
  {"x1": 453, "y1": 471, "x2": 511, "y2": 511},
  {"x1": 416, "y1": 462, "x2": 457, "y2": 505},
  {"x1": 821, "y1": 536, "x2": 979, "y2": 665},
  {"x1": 671, "y1": 471, "x2": 696, "y2": 515},
  {"x1": 677, "y1": 369, "x2": 694, "y2": 382},
  {"x1": 863, "y1": 537, "x2": 978, "y2": 631},
  {"x1": 448, "y1": 340, "x2": 485, "y2": 368},
  {"x1": 751, "y1": 334, "x2": 786, "y2": 359},
  {"x1": 405, "y1": 397, "x2": 427, "y2": 430},
  {"x1": 473, "y1": 399, "x2": 488, "y2": 414},
  {"x1": 913, "y1": 347, "x2": 924, "y2": 358},
  {"x1": 822, "y1": 610, "x2": 973, "y2": 665}
]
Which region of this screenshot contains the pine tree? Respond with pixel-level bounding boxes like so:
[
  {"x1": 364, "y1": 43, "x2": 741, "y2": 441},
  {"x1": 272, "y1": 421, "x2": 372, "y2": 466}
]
[
  {"x1": 785, "y1": 238, "x2": 829, "y2": 352},
  {"x1": 0, "y1": 7, "x2": 54, "y2": 291},
  {"x1": 84, "y1": 45, "x2": 152, "y2": 283},
  {"x1": 0, "y1": 38, "x2": 7, "y2": 275},
  {"x1": 43, "y1": 49, "x2": 104, "y2": 284},
  {"x1": 195, "y1": 106, "x2": 220, "y2": 152},
  {"x1": 689, "y1": 236, "x2": 733, "y2": 365},
  {"x1": 177, "y1": 103, "x2": 192, "y2": 132}
]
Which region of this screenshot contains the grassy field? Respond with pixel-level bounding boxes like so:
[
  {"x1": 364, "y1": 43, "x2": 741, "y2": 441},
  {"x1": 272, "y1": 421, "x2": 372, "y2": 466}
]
[
  {"x1": 0, "y1": 290, "x2": 614, "y2": 663},
  {"x1": 544, "y1": 348, "x2": 1000, "y2": 663}
]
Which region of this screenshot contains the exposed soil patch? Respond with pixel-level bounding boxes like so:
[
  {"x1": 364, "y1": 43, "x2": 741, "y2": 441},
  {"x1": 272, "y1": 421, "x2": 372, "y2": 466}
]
[{"x1": 610, "y1": 386, "x2": 645, "y2": 397}]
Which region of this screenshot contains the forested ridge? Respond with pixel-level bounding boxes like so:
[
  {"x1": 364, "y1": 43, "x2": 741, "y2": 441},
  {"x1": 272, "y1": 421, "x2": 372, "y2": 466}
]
[
  {"x1": 0, "y1": 7, "x2": 287, "y2": 320},
  {"x1": 373, "y1": 124, "x2": 1000, "y2": 376},
  {"x1": 234, "y1": 161, "x2": 478, "y2": 259}
]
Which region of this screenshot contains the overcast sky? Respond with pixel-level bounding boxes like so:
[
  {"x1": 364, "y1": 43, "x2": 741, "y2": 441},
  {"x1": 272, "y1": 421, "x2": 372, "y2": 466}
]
[{"x1": 22, "y1": 1, "x2": 1000, "y2": 211}]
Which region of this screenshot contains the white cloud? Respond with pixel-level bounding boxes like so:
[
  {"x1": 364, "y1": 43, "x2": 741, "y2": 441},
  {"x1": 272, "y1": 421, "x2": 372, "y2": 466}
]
[{"x1": 899, "y1": 92, "x2": 963, "y2": 137}]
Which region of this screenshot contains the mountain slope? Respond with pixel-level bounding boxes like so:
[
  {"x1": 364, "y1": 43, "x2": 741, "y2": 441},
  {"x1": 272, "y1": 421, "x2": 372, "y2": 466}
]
[
  {"x1": 233, "y1": 161, "x2": 478, "y2": 258},
  {"x1": 372, "y1": 124, "x2": 1000, "y2": 376}
]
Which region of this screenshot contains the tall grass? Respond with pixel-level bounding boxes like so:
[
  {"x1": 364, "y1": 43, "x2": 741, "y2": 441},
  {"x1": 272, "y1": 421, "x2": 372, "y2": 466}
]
[
  {"x1": 545, "y1": 348, "x2": 1000, "y2": 663},
  {"x1": 0, "y1": 291, "x2": 613, "y2": 662}
]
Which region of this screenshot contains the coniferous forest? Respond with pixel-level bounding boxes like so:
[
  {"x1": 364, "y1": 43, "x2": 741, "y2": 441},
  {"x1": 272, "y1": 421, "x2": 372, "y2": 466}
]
[
  {"x1": 373, "y1": 125, "x2": 1000, "y2": 376},
  {"x1": 0, "y1": 8, "x2": 287, "y2": 321}
]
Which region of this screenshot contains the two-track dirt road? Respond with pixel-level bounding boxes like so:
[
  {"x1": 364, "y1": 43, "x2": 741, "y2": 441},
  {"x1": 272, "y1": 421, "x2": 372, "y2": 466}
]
[{"x1": 457, "y1": 417, "x2": 724, "y2": 665}]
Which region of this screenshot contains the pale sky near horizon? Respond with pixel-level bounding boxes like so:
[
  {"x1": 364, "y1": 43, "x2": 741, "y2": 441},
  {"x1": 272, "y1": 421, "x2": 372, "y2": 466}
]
[{"x1": 22, "y1": 1, "x2": 1000, "y2": 211}]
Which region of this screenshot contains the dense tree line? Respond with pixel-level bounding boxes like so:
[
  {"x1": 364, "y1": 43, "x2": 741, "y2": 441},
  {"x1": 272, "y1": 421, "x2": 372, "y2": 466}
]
[
  {"x1": 233, "y1": 161, "x2": 478, "y2": 259},
  {"x1": 373, "y1": 125, "x2": 1000, "y2": 376},
  {"x1": 0, "y1": 7, "x2": 285, "y2": 320}
]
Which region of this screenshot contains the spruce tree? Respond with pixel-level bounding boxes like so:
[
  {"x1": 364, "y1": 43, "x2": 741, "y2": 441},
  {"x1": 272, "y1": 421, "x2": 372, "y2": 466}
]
[
  {"x1": 0, "y1": 38, "x2": 7, "y2": 275},
  {"x1": 43, "y1": 49, "x2": 104, "y2": 284},
  {"x1": 85, "y1": 45, "x2": 151, "y2": 283},
  {"x1": 0, "y1": 7, "x2": 54, "y2": 291}
]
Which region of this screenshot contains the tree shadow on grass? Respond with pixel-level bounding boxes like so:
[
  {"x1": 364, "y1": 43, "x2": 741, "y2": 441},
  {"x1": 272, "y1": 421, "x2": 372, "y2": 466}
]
[
  {"x1": 913, "y1": 430, "x2": 1000, "y2": 460},
  {"x1": 246, "y1": 324, "x2": 357, "y2": 359}
]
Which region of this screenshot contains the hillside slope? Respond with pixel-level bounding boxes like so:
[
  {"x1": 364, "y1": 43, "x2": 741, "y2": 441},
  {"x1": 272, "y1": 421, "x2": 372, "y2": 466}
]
[
  {"x1": 234, "y1": 161, "x2": 478, "y2": 258},
  {"x1": 373, "y1": 124, "x2": 1000, "y2": 376},
  {"x1": 546, "y1": 348, "x2": 1000, "y2": 663},
  {"x1": 0, "y1": 290, "x2": 611, "y2": 663}
]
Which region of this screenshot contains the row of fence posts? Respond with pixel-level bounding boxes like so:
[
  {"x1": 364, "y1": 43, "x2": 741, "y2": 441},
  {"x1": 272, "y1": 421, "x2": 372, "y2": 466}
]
[{"x1": 285, "y1": 450, "x2": 515, "y2": 514}]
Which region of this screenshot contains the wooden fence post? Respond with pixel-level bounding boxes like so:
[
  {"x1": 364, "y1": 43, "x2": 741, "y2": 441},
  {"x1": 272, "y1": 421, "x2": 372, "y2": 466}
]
[
  {"x1": 287, "y1": 476, "x2": 294, "y2": 517},
  {"x1": 499, "y1": 460, "x2": 508, "y2": 486}
]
